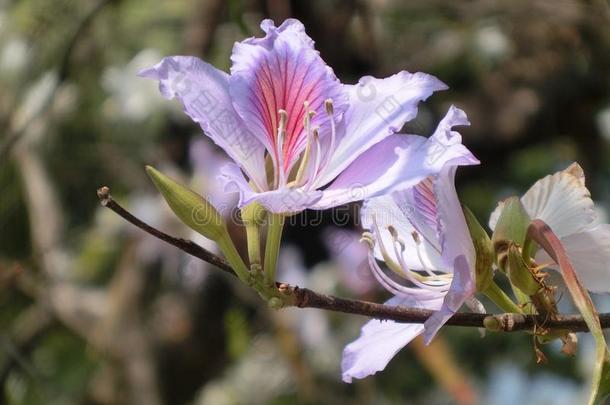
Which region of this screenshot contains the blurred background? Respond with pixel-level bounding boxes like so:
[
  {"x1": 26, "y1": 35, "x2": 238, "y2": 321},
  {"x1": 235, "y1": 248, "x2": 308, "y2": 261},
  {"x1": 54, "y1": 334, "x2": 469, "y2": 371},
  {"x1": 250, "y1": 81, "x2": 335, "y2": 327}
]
[{"x1": 1, "y1": 0, "x2": 610, "y2": 404}]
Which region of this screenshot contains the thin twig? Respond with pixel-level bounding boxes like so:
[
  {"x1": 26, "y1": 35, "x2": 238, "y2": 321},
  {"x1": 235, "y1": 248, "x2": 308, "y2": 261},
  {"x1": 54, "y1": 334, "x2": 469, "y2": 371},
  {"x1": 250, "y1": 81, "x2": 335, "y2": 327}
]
[
  {"x1": 97, "y1": 186, "x2": 235, "y2": 276},
  {"x1": 97, "y1": 186, "x2": 610, "y2": 333}
]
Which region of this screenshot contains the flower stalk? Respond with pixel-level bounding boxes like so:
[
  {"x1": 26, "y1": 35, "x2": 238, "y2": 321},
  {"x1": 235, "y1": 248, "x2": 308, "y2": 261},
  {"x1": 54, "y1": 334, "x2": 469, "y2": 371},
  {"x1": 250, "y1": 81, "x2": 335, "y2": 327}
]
[
  {"x1": 241, "y1": 202, "x2": 266, "y2": 271},
  {"x1": 264, "y1": 212, "x2": 285, "y2": 286}
]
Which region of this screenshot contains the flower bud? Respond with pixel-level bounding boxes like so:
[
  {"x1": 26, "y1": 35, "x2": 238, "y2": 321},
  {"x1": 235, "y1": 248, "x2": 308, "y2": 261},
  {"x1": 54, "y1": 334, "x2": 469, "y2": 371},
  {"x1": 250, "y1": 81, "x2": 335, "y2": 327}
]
[
  {"x1": 146, "y1": 165, "x2": 228, "y2": 242},
  {"x1": 507, "y1": 243, "x2": 541, "y2": 296},
  {"x1": 463, "y1": 206, "x2": 495, "y2": 292},
  {"x1": 492, "y1": 197, "x2": 531, "y2": 271}
]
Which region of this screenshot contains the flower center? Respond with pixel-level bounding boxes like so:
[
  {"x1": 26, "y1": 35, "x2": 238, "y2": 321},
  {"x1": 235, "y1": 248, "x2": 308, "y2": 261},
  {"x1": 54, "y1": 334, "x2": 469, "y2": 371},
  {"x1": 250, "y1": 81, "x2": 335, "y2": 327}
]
[
  {"x1": 361, "y1": 214, "x2": 451, "y2": 296},
  {"x1": 275, "y1": 99, "x2": 338, "y2": 190}
]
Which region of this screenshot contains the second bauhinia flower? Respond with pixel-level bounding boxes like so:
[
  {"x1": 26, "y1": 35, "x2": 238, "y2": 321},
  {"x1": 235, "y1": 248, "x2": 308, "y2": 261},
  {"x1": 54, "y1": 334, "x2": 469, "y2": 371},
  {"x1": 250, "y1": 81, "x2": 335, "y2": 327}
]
[
  {"x1": 139, "y1": 19, "x2": 478, "y2": 213},
  {"x1": 489, "y1": 163, "x2": 610, "y2": 293},
  {"x1": 342, "y1": 155, "x2": 479, "y2": 382}
]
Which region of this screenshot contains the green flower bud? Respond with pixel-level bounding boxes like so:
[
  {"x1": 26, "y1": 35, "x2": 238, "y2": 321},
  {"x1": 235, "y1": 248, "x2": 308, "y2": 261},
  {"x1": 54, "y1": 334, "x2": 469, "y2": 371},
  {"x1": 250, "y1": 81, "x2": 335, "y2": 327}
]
[
  {"x1": 492, "y1": 197, "x2": 531, "y2": 271},
  {"x1": 463, "y1": 206, "x2": 495, "y2": 292},
  {"x1": 146, "y1": 165, "x2": 228, "y2": 242},
  {"x1": 507, "y1": 243, "x2": 541, "y2": 296}
]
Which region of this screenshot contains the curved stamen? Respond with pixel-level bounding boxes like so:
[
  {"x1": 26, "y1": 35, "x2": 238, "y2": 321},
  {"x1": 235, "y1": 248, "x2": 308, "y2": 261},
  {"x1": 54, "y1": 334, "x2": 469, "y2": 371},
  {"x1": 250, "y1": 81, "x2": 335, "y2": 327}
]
[
  {"x1": 304, "y1": 127, "x2": 322, "y2": 190},
  {"x1": 389, "y1": 229, "x2": 450, "y2": 291},
  {"x1": 276, "y1": 109, "x2": 288, "y2": 187},
  {"x1": 370, "y1": 215, "x2": 404, "y2": 276},
  {"x1": 314, "y1": 99, "x2": 337, "y2": 186},
  {"x1": 367, "y1": 253, "x2": 445, "y2": 299},
  {"x1": 411, "y1": 231, "x2": 438, "y2": 277},
  {"x1": 293, "y1": 102, "x2": 315, "y2": 186}
]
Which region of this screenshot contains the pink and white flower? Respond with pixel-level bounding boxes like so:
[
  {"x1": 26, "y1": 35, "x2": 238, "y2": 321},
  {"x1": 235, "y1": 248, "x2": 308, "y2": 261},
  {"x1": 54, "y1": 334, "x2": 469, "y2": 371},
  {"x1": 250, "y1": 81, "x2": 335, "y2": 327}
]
[{"x1": 140, "y1": 19, "x2": 476, "y2": 213}]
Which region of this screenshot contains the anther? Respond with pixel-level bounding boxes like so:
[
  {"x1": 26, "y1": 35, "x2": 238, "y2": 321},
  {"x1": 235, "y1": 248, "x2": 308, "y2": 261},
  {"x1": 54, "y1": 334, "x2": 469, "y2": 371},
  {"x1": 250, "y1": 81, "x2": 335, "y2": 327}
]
[
  {"x1": 411, "y1": 231, "x2": 421, "y2": 244},
  {"x1": 324, "y1": 99, "x2": 334, "y2": 115}
]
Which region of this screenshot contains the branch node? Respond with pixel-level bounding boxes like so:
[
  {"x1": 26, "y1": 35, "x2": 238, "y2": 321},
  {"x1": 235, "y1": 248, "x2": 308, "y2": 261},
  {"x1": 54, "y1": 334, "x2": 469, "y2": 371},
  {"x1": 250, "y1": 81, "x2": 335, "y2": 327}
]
[{"x1": 97, "y1": 186, "x2": 111, "y2": 206}]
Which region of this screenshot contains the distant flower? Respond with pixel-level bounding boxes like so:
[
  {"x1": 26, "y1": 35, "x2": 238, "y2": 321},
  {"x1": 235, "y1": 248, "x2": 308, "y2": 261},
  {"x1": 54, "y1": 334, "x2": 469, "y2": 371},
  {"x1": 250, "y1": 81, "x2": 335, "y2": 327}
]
[
  {"x1": 140, "y1": 19, "x2": 477, "y2": 213},
  {"x1": 323, "y1": 228, "x2": 377, "y2": 296},
  {"x1": 102, "y1": 49, "x2": 166, "y2": 121},
  {"x1": 342, "y1": 131, "x2": 479, "y2": 382},
  {"x1": 489, "y1": 163, "x2": 610, "y2": 293}
]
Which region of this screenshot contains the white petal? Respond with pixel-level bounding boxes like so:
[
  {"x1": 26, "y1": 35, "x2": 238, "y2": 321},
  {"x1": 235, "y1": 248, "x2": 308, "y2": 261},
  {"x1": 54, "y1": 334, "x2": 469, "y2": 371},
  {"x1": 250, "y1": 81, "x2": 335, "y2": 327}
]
[
  {"x1": 316, "y1": 72, "x2": 448, "y2": 187},
  {"x1": 536, "y1": 225, "x2": 610, "y2": 293},
  {"x1": 341, "y1": 295, "x2": 442, "y2": 382},
  {"x1": 489, "y1": 163, "x2": 596, "y2": 237}
]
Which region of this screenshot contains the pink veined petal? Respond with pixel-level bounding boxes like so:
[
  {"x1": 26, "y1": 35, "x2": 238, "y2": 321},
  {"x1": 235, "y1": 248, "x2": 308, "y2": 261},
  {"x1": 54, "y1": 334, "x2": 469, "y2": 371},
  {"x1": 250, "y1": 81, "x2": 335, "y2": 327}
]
[
  {"x1": 423, "y1": 254, "x2": 475, "y2": 344},
  {"x1": 219, "y1": 162, "x2": 322, "y2": 212},
  {"x1": 391, "y1": 178, "x2": 443, "y2": 256},
  {"x1": 229, "y1": 19, "x2": 347, "y2": 175},
  {"x1": 312, "y1": 106, "x2": 479, "y2": 209},
  {"x1": 138, "y1": 56, "x2": 267, "y2": 190},
  {"x1": 341, "y1": 295, "x2": 443, "y2": 383},
  {"x1": 315, "y1": 71, "x2": 448, "y2": 187},
  {"x1": 535, "y1": 225, "x2": 610, "y2": 293}
]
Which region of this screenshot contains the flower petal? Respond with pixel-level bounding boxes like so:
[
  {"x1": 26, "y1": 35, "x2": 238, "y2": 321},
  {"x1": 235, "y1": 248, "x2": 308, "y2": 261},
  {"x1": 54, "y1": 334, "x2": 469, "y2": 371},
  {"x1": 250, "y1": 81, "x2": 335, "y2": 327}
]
[
  {"x1": 423, "y1": 254, "x2": 474, "y2": 344},
  {"x1": 391, "y1": 177, "x2": 443, "y2": 257},
  {"x1": 313, "y1": 106, "x2": 479, "y2": 209},
  {"x1": 341, "y1": 295, "x2": 442, "y2": 382},
  {"x1": 423, "y1": 166, "x2": 476, "y2": 344},
  {"x1": 219, "y1": 162, "x2": 322, "y2": 212},
  {"x1": 229, "y1": 19, "x2": 347, "y2": 173},
  {"x1": 139, "y1": 56, "x2": 267, "y2": 190},
  {"x1": 435, "y1": 166, "x2": 476, "y2": 272},
  {"x1": 535, "y1": 225, "x2": 610, "y2": 293},
  {"x1": 489, "y1": 163, "x2": 596, "y2": 238},
  {"x1": 316, "y1": 72, "x2": 448, "y2": 187}
]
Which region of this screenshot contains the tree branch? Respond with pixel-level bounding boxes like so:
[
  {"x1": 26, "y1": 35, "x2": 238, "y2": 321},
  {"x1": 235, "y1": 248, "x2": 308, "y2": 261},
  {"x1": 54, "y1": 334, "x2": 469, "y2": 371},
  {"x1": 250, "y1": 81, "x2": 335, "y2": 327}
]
[{"x1": 97, "y1": 186, "x2": 610, "y2": 333}]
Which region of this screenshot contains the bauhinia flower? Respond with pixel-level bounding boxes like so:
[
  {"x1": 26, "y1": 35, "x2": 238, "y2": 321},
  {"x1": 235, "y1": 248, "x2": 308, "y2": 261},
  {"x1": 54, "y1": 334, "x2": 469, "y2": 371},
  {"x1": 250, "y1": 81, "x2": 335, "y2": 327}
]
[
  {"x1": 341, "y1": 124, "x2": 479, "y2": 382},
  {"x1": 489, "y1": 163, "x2": 610, "y2": 293},
  {"x1": 140, "y1": 19, "x2": 477, "y2": 213}
]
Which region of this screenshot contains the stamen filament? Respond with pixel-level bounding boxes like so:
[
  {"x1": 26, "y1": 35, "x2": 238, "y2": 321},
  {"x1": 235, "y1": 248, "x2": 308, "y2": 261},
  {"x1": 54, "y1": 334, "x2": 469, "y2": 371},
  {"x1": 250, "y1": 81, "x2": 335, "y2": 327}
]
[
  {"x1": 314, "y1": 99, "x2": 337, "y2": 186},
  {"x1": 371, "y1": 215, "x2": 404, "y2": 276},
  {"x1": 294, "y1": 102, "x2": 315, "y2": 186},
  {"x1": 304, "y1": 128, "x2": 322, "y2": 190},
  {"x1": 412, "y1": 231, "x2": 437, "y2": 277},
  {"x1": 276, "y1": 109, "x2": 288, "y2": 187}
]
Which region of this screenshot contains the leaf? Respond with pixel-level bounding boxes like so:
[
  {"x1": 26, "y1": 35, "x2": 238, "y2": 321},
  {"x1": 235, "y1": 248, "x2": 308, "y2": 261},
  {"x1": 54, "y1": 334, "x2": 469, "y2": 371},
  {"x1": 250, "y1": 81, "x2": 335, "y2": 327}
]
[{"x1": 528, "y1": 219, "x2": 610, "y2": 405}]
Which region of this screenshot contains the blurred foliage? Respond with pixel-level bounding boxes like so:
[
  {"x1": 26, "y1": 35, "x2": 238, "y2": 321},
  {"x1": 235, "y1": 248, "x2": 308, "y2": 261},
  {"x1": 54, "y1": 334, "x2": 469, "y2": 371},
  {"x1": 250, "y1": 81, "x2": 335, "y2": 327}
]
[{"x1": 1, "y1": 0, "x2": 609, "y2": 404}]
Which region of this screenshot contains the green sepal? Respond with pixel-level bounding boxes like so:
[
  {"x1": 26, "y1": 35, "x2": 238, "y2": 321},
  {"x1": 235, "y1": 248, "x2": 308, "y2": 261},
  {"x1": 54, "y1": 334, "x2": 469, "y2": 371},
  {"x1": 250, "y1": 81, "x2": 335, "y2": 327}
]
[
  {"x1": 463, "y1": 206, "x2": 495, "y2": 292},
  {"x1": 145, "y1": 165, "x2": 228, "y2": 242},
  {"x1": 492, "y1": 197, "x2": 531, "y2": 271},
  {"x1": 507, "y1": 243, "x2": 541, "y2": 296}
]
